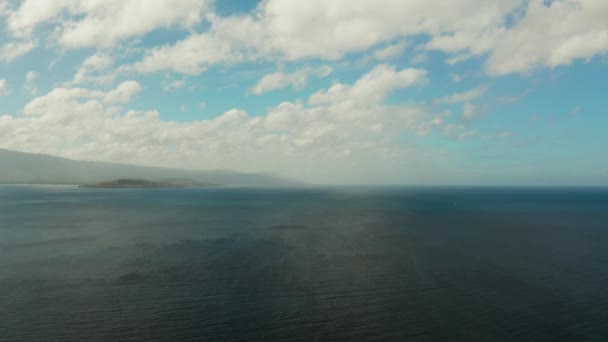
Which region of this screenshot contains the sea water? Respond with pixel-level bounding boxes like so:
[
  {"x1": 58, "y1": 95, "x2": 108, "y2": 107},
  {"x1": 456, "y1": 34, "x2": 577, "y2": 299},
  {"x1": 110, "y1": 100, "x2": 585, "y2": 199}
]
[{"x1": 1, "y1": 185, "x2": 607, "y2": 341}]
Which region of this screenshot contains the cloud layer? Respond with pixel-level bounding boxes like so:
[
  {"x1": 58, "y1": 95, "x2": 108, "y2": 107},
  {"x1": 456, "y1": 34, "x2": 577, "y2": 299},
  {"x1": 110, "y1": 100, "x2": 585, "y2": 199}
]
[
  {"x1": 6, "y1": 0, "x2": 208, "y2": 47},
  {"x1": 0, "y1": 65, "x2": 435, "y2": 182},
  {"x1": 1, "y1": 0, "x2": 607, "y2": 184}
]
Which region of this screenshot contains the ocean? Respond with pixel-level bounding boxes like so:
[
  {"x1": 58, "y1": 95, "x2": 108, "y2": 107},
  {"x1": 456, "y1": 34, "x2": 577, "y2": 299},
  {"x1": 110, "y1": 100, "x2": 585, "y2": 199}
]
[{"x1": 1, "y1": 185, "x2": 607, "y2": 341}]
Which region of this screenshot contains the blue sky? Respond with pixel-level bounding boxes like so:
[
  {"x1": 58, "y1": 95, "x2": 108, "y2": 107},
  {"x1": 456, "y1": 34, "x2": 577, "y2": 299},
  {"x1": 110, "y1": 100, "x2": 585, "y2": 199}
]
[{"x1": 0, "y1": 0, "x2": 607, "y2": 185}]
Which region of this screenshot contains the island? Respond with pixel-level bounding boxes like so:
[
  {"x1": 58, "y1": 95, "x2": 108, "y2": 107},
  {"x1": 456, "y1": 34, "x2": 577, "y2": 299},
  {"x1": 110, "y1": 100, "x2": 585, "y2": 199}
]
[{"x1": 79, "y1": 179, "x2": 220, "y2": 188}]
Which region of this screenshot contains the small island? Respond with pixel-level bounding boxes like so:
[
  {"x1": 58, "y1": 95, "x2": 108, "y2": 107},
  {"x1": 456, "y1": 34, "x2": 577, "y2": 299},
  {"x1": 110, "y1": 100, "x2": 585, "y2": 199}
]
[{"x1": 79, "y1": 179, "x2": 219, "y2": 188}]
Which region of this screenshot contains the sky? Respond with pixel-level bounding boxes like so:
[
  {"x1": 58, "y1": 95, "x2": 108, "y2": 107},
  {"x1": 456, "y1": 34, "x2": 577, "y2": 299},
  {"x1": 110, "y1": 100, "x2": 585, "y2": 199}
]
[{"x1": 0, "y1": 0, "x2": 607, "y2": 185}]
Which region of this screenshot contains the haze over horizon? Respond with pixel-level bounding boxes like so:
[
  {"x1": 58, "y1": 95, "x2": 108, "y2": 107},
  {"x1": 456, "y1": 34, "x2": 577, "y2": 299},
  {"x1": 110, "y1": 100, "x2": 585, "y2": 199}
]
[{"x1": 1, "y1": 0, "x2": 607, "y2": 185}]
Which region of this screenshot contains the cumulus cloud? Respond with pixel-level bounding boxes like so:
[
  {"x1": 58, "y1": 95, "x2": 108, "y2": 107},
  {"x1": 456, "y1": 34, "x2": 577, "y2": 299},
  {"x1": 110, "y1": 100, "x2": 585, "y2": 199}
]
[
  {"x1": 427, "y1": 0, "x2": 608, "y2": 75},
  {"x1": 0, "y1": 0, "x2": 8, "y2": 15},
  {"x1": 103, "y1": 81, "x2": 143, "y2": 103},
  {"x1": 486, "y1": 0, "x2": 608, "y2": 75},
  {"x1": 2, "y1": 0, "x2": 606, "y2": 184},
  {"x1": 2, "y1": 0, "x2": 607, "y2": 77},
  {"x1": 250, "y1": 66, "x2": 333, "y2": 95},
  {"x1": 87, "y1": 0, "x2": 502, "y2": 61},
  {"x1": 426, "y1": 29, "x2": 500, "y2": 64},
  {"x1": 115, "y1": 0, "x2": 608, "y2": 78},
  {"x1": 4, "y1": 0, "x2": 66, "y2": 37},
  {"x1": 25, "y1": 70, "x2": 37, "y2": 82},
  {"x1": 129, "y1": 0, "x2": 520, "y2": 74},
  {"x1": 22, "y1": 81, "x2": 142, "y2": 119},
  {"x1": 360, "y1": 41, "x2": 409, "y2": 64},
  {"x1": 438, "y1": 86, "x2": 488, "y2": 104},
  {"x1": 130, "y1": 33, "x2": 245, "y2": 74},
  {"x1": 259, "y1": 0, "x2": 518, "y2": 60},
  {"x1": 373, "y1": 41, "x2": 408, "y2": 60},
  {"x1": 162, "y1": 80, "x2": 186, "y2": 92},
  {"x1": 127, "y1": 11, "x2": 272, "y2": 75},
  {"x1": 309, "y1": 64, "x2": 426, "y2": 107},
  {"x1": 71, "y1": 53, "x2": 115, "y2": 85},
  {"x1": 5, "y1": 0, "x2": 209, "y2": 48},
  {"x1": 0, "y1": 64, "x2": 436, "y2": 183},
  {"x1": 24, "y1": 70, "x2": 38, "y2": 95},
  {"x1": 0, "y1": 79, "x2": 7, "y2": 96},
  {"x1": 0, "y1": 40, "x2": 36, "y2": 62},
  {"x1": 435, "y1": 86, "x2": 488, "y2": 122}
]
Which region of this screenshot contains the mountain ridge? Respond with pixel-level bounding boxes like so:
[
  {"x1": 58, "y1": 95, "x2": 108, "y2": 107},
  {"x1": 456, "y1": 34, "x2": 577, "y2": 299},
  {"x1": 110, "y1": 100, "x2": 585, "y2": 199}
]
[{"x1": 0, "y1": 149, "x2": 297, "y2": 186}]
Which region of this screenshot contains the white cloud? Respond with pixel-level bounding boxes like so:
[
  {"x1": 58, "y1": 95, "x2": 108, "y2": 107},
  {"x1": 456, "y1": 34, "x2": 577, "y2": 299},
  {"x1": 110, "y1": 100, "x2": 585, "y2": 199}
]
[
  {"x1": 4, "y1": 0, "x2": 607, "y2": 77},
  {"x1": 127, "y1": 11, "x2": 274, "y2": 75},
  {"x1": 0, "y1": 40, "x2": 36, "y2": 62},
  {"x1": 21, "y1": 89, "x2": 108, "y2": 131},
  {"x1": 25, "y1": 70, "x2": 38, "y2": 82},
  {"x1": 427, "y1": 0, "x2": 608, "y2": 75},
  {"x1": 22, "y1": 80, "x2": 142, "y2": 117},
  {"x1": 0, "y1": 0, "x2": 8, "y2": 15},
  {"x1": 24, "y1": 70, "x2": 38, "y2": 95},
  {"x1": 373, "y1": 41, "x2": 408, "y2": 60},
  {"x1": 361, "y1": 41, "x2": 408, "y2": 63},
  {"x1": 61, "y1": 1, "x2": 206, "y2": 48},
  {"x1": 251, "y1": 70, "x2": 307, "y2": 95},
  {"x1": 103, "y1": 81, "x2": 143, "y2": 103},
  {"x1": 83, "y1": 53, "x2": 112, "y2": 70},
  {"x1": 426, "y1": 29, "x2": 500, "y2": 64},
  {"x1": 0, "y1": 79, "x2": 7, "y2": 96},
  {"x1": 129, "y1": 0, "x2": 519, "y2": 74},
  {"x1": 259, "y1": 0, "x2": 518, "y2": 60},
  {"x1": 6, "y1": 0, "x2": 209, "y2": 48},
  {"x1": 5, "y1": 0, "x2": 66, "y2": 37},
  {"x1": 0, "y1": 64, "x2": 438, "y2": 183},
  {"x1": 314, "y1": 65, "x2": 333, "y2": 78},
  {"x1": 411, "y1": 53, "x2": 429, "y2": 64},
  {"x1": 309, "y1": 64, "x2": 427, "y2": 107},
  {"x1": 250, "y1": 66, "x2": 333, "y2": 95},
  {"x1": 162, "y1": 80, "x2": 186, "y2": 92},
  {"x1": 121, "y1": 0, "x2": 608, "y2": 77},
  {"x1": 438, "y1": 86, "x2": 488, "y2": 104},
  {"x1": 71, "y1": 53, "x2": 115, "y2": 85},
  {"x1": 130, "y1": 33, "x2": 245, "y2": 74},
  {"x1": 486, "y1": 0, "x2": 608, "y2": 75}
]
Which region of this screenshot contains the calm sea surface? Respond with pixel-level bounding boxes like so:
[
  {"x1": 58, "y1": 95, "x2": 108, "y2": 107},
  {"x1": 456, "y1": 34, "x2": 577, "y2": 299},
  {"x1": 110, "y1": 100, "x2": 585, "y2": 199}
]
[{"x1": 1, "y1": 185, "x2": 607, "y2": 341}]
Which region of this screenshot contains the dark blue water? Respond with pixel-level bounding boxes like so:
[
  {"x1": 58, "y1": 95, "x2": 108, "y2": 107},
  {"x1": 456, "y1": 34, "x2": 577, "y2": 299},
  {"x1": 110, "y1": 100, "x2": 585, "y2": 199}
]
[{"x1": 1, "y1": 186, "x2": 607, "y2": 341}]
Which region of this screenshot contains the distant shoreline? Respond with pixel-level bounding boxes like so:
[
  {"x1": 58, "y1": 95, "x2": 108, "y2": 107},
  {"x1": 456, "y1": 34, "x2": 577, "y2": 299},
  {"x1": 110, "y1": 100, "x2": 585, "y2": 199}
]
[
  {"x1": 0, "y1": 149, "x2": 297, "y2": 187},
  {"x1": 79, "y1": 179, "x2": 220, "y2": 189}
]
